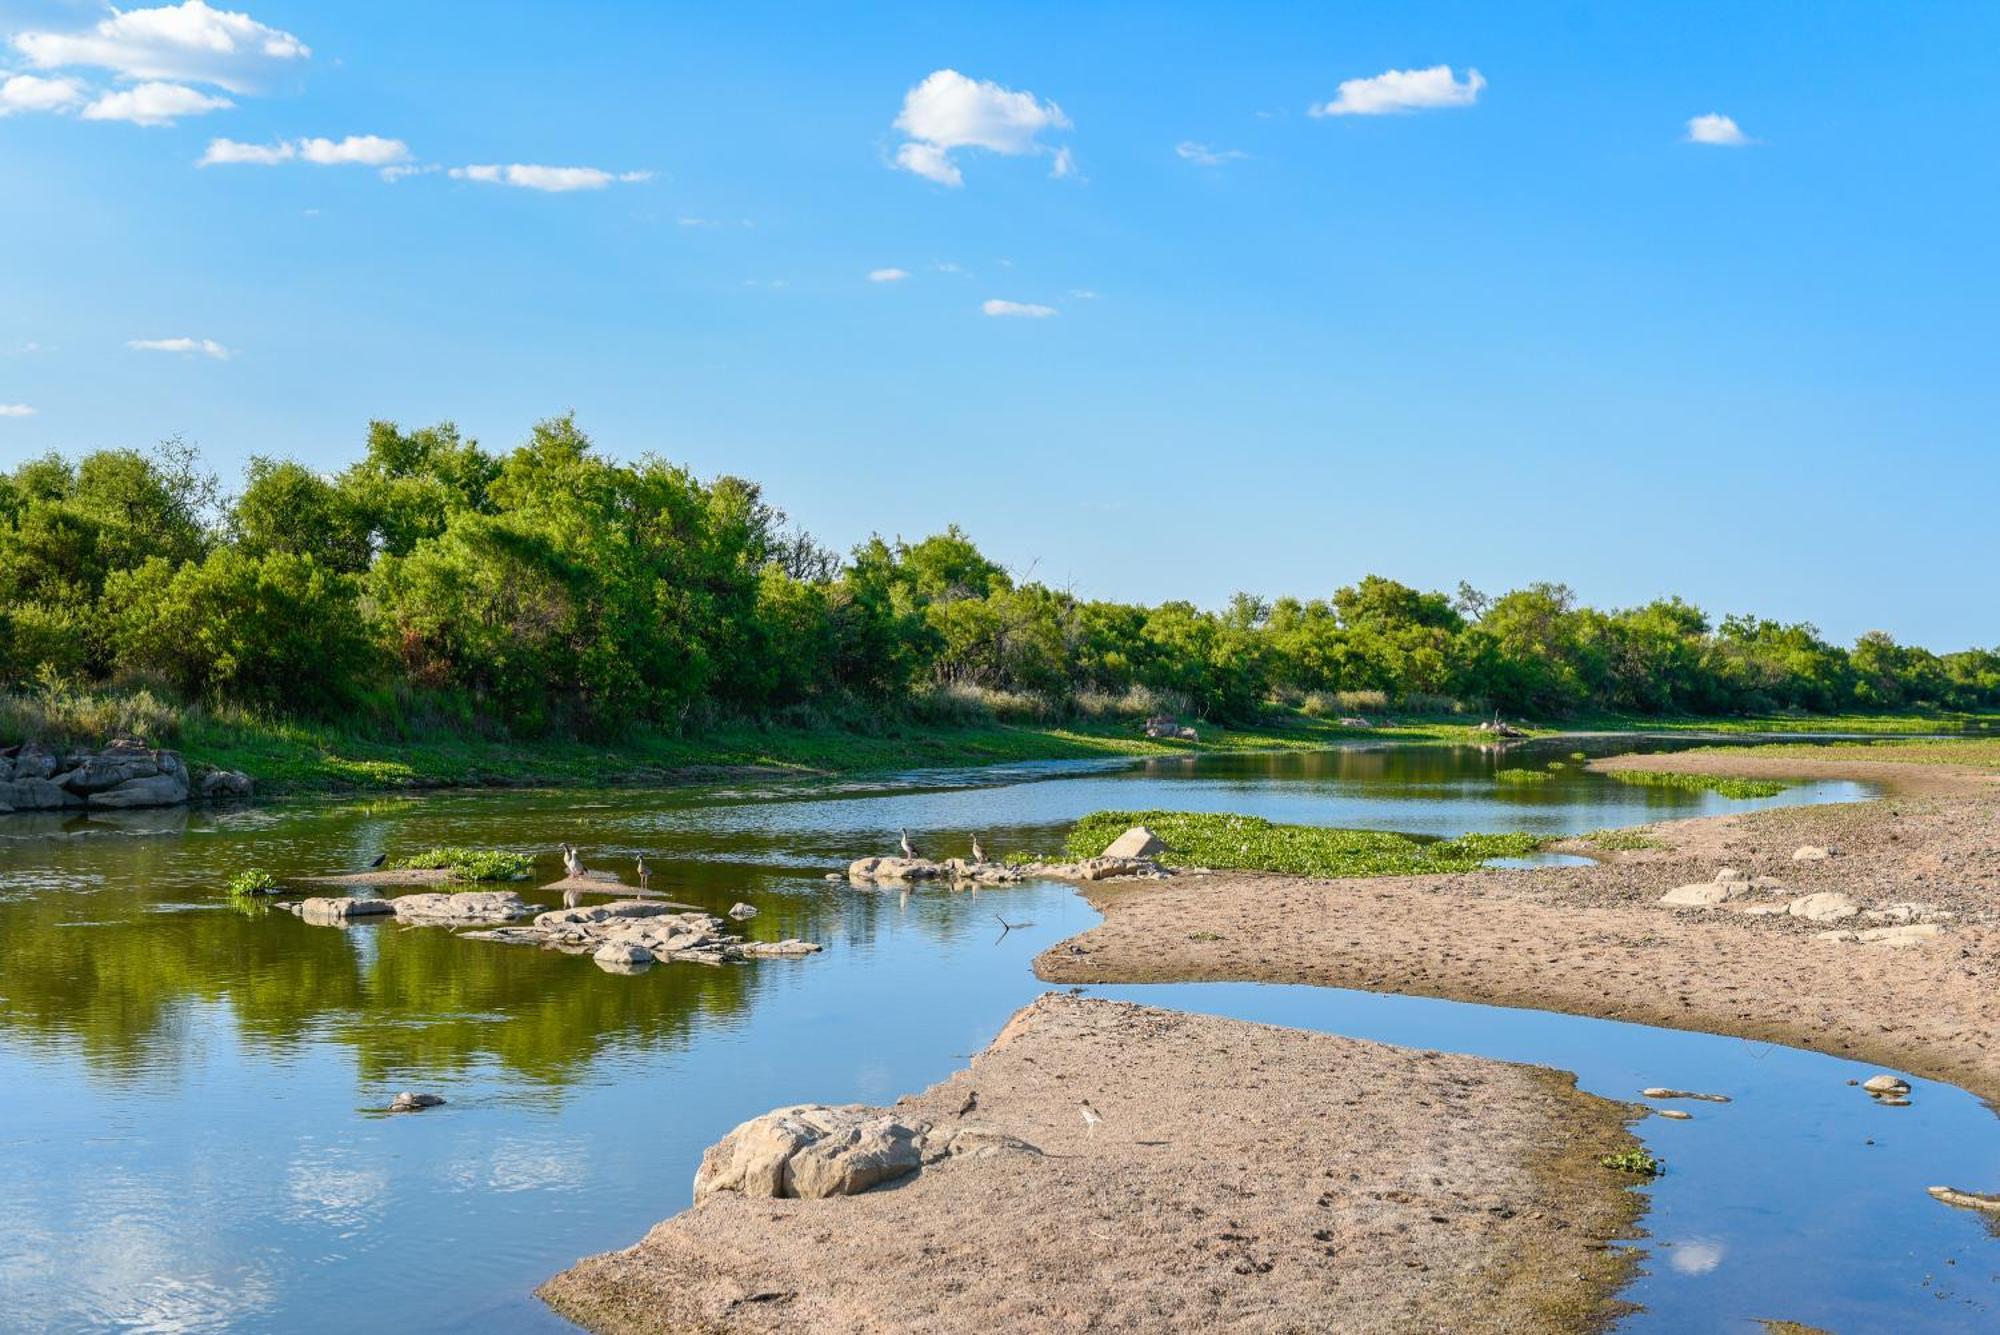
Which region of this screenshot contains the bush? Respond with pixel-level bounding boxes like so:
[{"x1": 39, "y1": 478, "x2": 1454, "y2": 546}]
[
  {"x1": 391, "y1": 847, "x2": 532, "y2": 881},
  {"x1": 225, "y1": 868, "x2": 281, "y2": 897}
]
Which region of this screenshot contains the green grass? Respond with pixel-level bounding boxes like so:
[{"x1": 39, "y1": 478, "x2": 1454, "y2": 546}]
[
  {"x1": 1600, "y1": 1147, "x2": 1665, "y2": 1177},
  {"x1": 390, "y1": 847, "x2": 533, "y2": 881},
  {"x1": 1563, "y1": 709, "x2": 1999, "y2": 737},
  {"x1": 224, "y1": 868, "x2": 280, "y2": 898},
  {"x1": 1064, "y1": 810, "x2": 1547, "y2": 878},
  {"x1": 1603, "y1": 769, "x2": 1791, "y2": 799},
  {"x1": 1494, "y1": 767, "x2": 1553, "y2": 784},
  {"x1": 1579, "y1": 829, "x2": 1666, "y2": 852}
]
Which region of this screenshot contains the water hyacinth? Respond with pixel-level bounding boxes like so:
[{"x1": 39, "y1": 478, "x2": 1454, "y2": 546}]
[{"x1": 1065, "y1": 810, "x2": 1546, "y2": 878}]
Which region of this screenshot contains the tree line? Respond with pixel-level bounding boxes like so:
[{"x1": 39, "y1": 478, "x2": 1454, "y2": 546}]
[{"x1": 2, "y1": 416, "x2": 1994, "y2": 735}]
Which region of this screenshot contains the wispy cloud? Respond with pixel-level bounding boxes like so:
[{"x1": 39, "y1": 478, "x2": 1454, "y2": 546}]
[
  {"x1": 11, "y1": 2, "x2": 310, "y2": 95},
  {"x1": 1311, "y1": 64, "x2": 1484, "y2": 117},
  {"x1": 1685, "y1": 113, "x2": 1753, "y2": 147},
  {"x1": 1068, "y1": 288, "x2": 1100, "y2": 300},
  {"x1": 868, "y1": 268, "x2": 910, "y2": 282},
  {"x1": 83, "y1": 81, "x2": 231, "y2": 126},
  {"x1": 128, "y1": 336, "x2": 231, "y2": 359},
  {"x1": 1176, "y1": 140, "x2": 1247, "y2": 166},
  {"x1": 0, "y1": 72, "x2": 85, "y2": 116},
  {"x1": 200, "y1": 134, "x2": 411, "y2": 168},
  {"x1": 0, "y1": 403, "x2": 37, "y2": 418},
  {"x1": 449, "y1": 163, "x2": 652, "y2": 192},
  {"x1": 891, "y1": 69, "x2": 1071, "y2": 187},
  {"x1": 982, "y1": 299, "x2": 1057, "y2": 318}
]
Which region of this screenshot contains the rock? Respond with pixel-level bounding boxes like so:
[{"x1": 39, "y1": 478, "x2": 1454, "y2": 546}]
[
  {"x1": 0, "y1": 777, "x2": 85, "y2": 810},
  {"x1": 848, "y1": 856, "x2": 949, "y2": 884},
  {"x1": 1102, "y1": 825, "x2": 1166, "y2": 861},
  {"x1": 1791, "y1": 845, "x2": 1835, "y2": 862},
  {"x1": 1714, "y1": 867, "x2": 1750, "y2": 883},
  {"x1": 1734, "y1": 902, "x2": 1792, "y2": 916},
  {"x1": 1878, "y1": 1096, "x2": 1911, "y2": 1107},
  {"x1": 935, "y1": 1126, "x2": 1043, "y2": 1160},
  {"x1": 823, "y1": 872, "x2": 844, "y2": 882},
  {"x1": 728, "y1": 902, "x2": 758, "y2": 920},
  {"x1": 1815, "y1": 924, "x2": 1943, "y2": 947},
  {"x1": 694, "y1": 1104, "x2": 928, "y2": 1202},
  {"x1": 392, "y1": 891, "x2": 531, "y2": 923},
  {"x1": 1788, "y1": 892, "x2": 1860, "y2": 923},
  {"x1": 1862, "y1": 902, "x2": 1937, "y2": 924},
  {"x1": 534, "y1": 901, "x2": 687, "y2": 928},
  {"x1": 1641, "y1": 1088, "x2": 1731, "y2": 1103},
  {"x1": 11, "y1": 743, "x2": 59, "y2": 781},
  {"x1": 739, "y1": 940, "x2": 823, "y2": 958},
  {"x1": 1928, "y1": 1186, "x2": 2000, "y2": 1216},
  {"x1": 1655, "y1": 1110, "x2": 1693, "y2": 1121},
  {"x1": 594, "y1": 942, "x2": 654, "y2": 966},
  {"x1": 1660, "y1": 882, "x2": 1736, "y2": 907},
  {"x1": 88, "y1": 772, "x2": 190, "y2": 809},
  {"x1": 198, "y1": 769, "x2": 254, "y2": 801},
  {"x1": 287, "y1": 896, "x2": 396, "y2": 924},
  {"x1": 389, "y1": 1091, "x2": 445, "y2": 1113},
  {"x1": 57, "y1": 741, "x2": 161, "y2": 793},
  {"x1": 1862, "y1": 1074, "x2": 1911, "y2": 1096}
]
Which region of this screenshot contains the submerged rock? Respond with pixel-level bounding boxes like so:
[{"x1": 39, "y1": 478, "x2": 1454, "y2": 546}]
[
  {"x1": 728, "y1": 902, "x2": 758, "y2": 920},
  {"x1": 739, "y1": 939, "x2": 823, "y2": 958},
  {"x1": 695, "y1": 1104, "x2": 929, "y2": 1202},
  {"x1": 1641, "y1": 1088, "x2": 1731, "y2": 1103}
]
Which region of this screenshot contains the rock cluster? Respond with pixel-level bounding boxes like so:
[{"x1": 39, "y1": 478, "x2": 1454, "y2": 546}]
[
  {"x1": 389, "y1": 891, "x2": 532, "y2": 923},
  {"x1": 458, "y1": 900, "x2": 821, "y2": 969},
  {"x1": 286, "y1": 896, "x2": 397, "y2": 924},
  {"x1": 848, "y1": 828, "x2": 1176, "y2": 888},
  {"x1": 1654, "y1": 867, "x2": 1948, "y2": 946},
  {"x1": 693, "y1": 1103, "x2": 1040, "y2": 1203},
  {"x1": 0, "y1": 739, "x2": 248, "y2": 814}
]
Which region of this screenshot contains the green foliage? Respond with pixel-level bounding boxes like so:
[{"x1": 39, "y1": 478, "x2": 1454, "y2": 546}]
[
  {"x1": 3, "y1": 424, "x2": 1997, "y2": 747},
  {"x1": 1495, "y1": 768, "x2": 1553, "y2": 784},
  {"x1": 1064, "y1": 810, "x2": 1547, "y2": 878},
  {"x1": 391, "y1": 847, "x2": 532, "y2": 881},
  {"x1": 1581, "y1": 829, "x2": 1666, "y2": 851},
  {"x1": 225, "y1": 868, "x2": 281, "y2": 897},
  {"x1": 1603, "y1": 770, "x2": 1790, "y2": 799},
  {"x1": 1601, "y1": 1147, "x2": 1665, "y2": 1177}
]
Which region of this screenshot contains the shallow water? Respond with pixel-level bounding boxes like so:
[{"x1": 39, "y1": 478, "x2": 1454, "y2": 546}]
[{"x1": 0, "y1": 739, "x2": 1986, "y2": 1332}]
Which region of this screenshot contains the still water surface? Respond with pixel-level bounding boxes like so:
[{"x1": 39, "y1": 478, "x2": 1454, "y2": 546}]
[{"x1": 1, "y1": 740, "x2": 1990, "y2": 1332}]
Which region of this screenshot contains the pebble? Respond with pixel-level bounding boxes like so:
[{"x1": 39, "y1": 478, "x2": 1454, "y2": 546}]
[
  {"x1": 1641, "y1": 1087, "x2": 1731, "y2": 1103},
  {"x1": 1862, "y1": 1074, "x2": 1911, "y2": 1096},
  {"x1": 1655, "y1": 1109, "x2": 1694, "y2": 1121}
]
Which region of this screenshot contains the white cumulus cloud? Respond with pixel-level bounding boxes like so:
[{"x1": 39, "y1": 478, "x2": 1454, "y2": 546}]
[
  {"x1": 128, "y1": 336, "x2": 231, "y2": 359},
  {"x1": 892, "y1": 69, "x2": 1071, "y2": 187},
  {"x1": 1685, "y1": 113, "x2": 1752, "y2": 146},
  {"x1": 0, "y1": 403, "x2": 37, "y2": 418},
  {"x1": 0, "y1": 72, "x2": 85, "y2": 115},
  {"x1": 1176, "y1": 140, "x2": 1246, "y2": 166},
  {"x1": 12, "y1": 1, "x2": 309, "y2": 94},
  {"x1": 449, "y1": 163, "x2": 652, "y2": 192},
  {"x1": 982, "y1": 299, "x2": 1056, "y2": 318},
  {"x1": 1311, "y1": 64, "x2": 1484, "y2": 117},
  {"x1": 868, "y1": 268, "x2": 910, "y2": 282},
  {"x1": 82, "y1": 81, "x2": 232, "y2": 126},
  {"x1": 200, "y1": 134, "x2": 411, "y2": 167}
]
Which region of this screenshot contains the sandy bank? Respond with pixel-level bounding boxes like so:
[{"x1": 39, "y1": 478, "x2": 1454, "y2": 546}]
[
  {"x1": 539, "y1": 994, "x2": 1641, "y2": 1334},
  {"x1": 1587, "y1": 747, "x2": 1998, "y2": 797},
  {"x1": 1037, "y1": 781, "x2": 2000, "y2": 1103}
]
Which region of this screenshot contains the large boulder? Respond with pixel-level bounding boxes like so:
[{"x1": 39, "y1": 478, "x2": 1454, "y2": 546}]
[
  {"x1": 0, "y1": 777, "x2": 84, "y2": 810},
  {"x1": 88, "y1": 772, "x2": 190, "y2": 809},
  {"x1": 55, "y1": 739, "x2": 161, "y2": 794},
  {"x1": 288, "y1": 897, "x2": 397, "y2": 924},
  {"x1": 198, "y1": 769, "x2": 254, "y2": 801},
  {"x1": 392, "y1": 891, "x2": 532, "y2": 923},
  {"x1": 1102, "y1": 825, "x2": 1166, "y2": 860},
  {"x1": 694, "y1": 1104, "x2": 928, "y2": 1202},
  {"x1": 10, "y1": 743, "x2": 59, "y2": 781}
]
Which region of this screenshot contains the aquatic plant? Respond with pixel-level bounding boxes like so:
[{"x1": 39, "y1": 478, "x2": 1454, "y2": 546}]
[
  {"x1": 391, "y1": 847, "x2": 532, "y2": 881},
  {"x1": 225, "y1": 868, "x2": 280, "y2": 898},
  {"x1": 1064, "y1": 810, "x2": 1546, "y2": 879},
  {"x1": 1495, "y1": 768, "x2": 1552, "y2": 784},
  {"x1": 1600, "y1": 1147, "x2": 1665, "y2": 1177},
  {"x1": 1604, "y1": 770, "x2": 1789, "y2": 800},
  {"x1": 1581, "y1": 829, "x2": 1665, "y2": 851}
]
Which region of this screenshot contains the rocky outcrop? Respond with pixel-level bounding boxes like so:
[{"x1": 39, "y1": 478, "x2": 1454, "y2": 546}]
[
  {"x1": 690, "y1": 1104, "x2": 1039, "y2": 1204},
  {"x1": 456, "y1": 900, "x2": 822, "y2": 967},
  {"x1": 286, "y1": 896, "x2": 397, "y2": 924},
  {"x1": 391, "y1": 891, "x2": 532, "y2": 923},
  {"x1": 0, "y1": 739, "x2": 250, "y2": 814},
  {"x1": 847, "y1": 855, "x2": 1024, "y2": 885}
]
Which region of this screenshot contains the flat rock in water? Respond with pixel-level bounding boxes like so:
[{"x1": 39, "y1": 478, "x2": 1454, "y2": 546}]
[
  {"x1": 1655, "y1": 1109, "x2": 1693, "y2": 1121},
  {"x1": 393, "y1": 891, "x2": 531, "y2": 923},
  {"x1": 288, "y1": 896, "x2": 396, "y2": 924},
  {"x1": 1928, "y1": 1186, "x2": 2000, "y2": 1215},
  {"x1": 739, "y1": 939, "x2": 823, "y2": 958},
  {"x1": 1641, "y1": 1088, "x2": 1731, "y2": 1103},
  {"x1": 1788, "y1": 892, "x2": 1860, "y2": 923},
  {"x1": 1862, "y1": 1074, "x2": 1911, "y2": 1096},
  {"x1": 727, "y1": 902, "x2": 758, "y2": 919},
  {"x1": 594, "y1": 942, "x2": 654, "y2": 966},
  {"x1": 307, "y1": 867, "x2": 456, "y2": 887},
  {"x1": 848, "y1": 856, "x2": 949, "y2": 884}
]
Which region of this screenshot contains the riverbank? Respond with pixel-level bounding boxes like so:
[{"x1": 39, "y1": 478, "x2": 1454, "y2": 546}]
[
  {"x1": 1036, "y1": 745, "x2": 2000, "y2": 1103},
  {"x1": 539, "y1": 993, "x2": 1643, "y2": 1334}
]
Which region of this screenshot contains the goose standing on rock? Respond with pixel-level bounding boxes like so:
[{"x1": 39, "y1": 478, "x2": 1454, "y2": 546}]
[
  {"x1": 561, "y1": 843, "x2": 588, "y2": 879},
  {"x1": 635, "y1": 853, "x2": 650, "y2": 889},
  {"x1": 969, "y1": 833, "x2": 986, "y2": 864},
  {"x1": 898, "y1": 828, "x2": 918, "y2": 860}
]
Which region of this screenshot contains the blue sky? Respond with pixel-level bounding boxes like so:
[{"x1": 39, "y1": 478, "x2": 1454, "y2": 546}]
[{"x1": 3, "y1": 2, "x2": 1996, "y2": 649}]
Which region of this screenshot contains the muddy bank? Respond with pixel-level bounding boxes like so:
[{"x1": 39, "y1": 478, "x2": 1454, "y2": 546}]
[
  {"x1": 1037, "y1": 783, "x2": 2000, "y2": 1104},
  {"x1": 540, "y1": 994, "x2": 1641, "y2": 1334}
]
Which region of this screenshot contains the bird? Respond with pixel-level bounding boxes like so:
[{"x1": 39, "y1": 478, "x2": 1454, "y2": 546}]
[
  {"x1": 969, "y1": 833, "x2": 986, "y2": 864},
  {"x1": 899, "y1": 828, "x2": 918, "y2": 860},
  {"x1": 635, "y1": 853, "x2": 650, "y2": 888},
  {"x1": 366, "y1": 853, "x2": 386, "y2": 869},
  {"x1": 957, "y1": 1088, "x2": 978, "y2": 1118},
  {"x1": 561, "y1": 843, "x2": 587, "y2": 879},
  {"x1": 1079, "y1": 1099, "x2": 1103, "y2": 1136}
]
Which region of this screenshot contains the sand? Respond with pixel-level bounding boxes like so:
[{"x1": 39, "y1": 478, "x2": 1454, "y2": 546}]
[
  {"x1": 1039, "y1": 757, "x2": 2000, "y2": 1102},
  {"x1": 540, "y1": 994, "x2": 1641, "y2": 1334}
]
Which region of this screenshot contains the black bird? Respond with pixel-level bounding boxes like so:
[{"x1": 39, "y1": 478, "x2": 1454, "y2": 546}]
[{"x1": 367, "y1": 853, "x2": 386, "y2": 869}]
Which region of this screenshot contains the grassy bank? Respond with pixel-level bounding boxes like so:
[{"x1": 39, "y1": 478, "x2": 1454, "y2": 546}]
[
  {"x1": 1064, "y1": 809, "x2": 1548, "y2": 877},
  {"x1": 1671, "y1": 736, "x2": 2000, "y2": 771}
]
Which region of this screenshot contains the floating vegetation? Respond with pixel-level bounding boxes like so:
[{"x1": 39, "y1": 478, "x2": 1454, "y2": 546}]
[
  {"x1": 1569, "y1": 751, "x2": 1588, "y2": 761},
  {"x1": 1495, "y1": 768, "x2": 1552, "y2": 784},
  {"x1": 1605, "y1": 770, "x2": 1789, "y2": 800},
  {"x1": 224, "y1": 868, "x2": 280, "y2": 898},
  {"x1": 1545, "y1": 761, "x2": 1568, "y2": 770},
  {"x1": 1601, "y1": 1147, "x2": 1665, "y2": 1177},
  {"x1": 391, "y1": 847, "x2": 533, "y2": 882},
  {"x1": 1065, "y1": 811, "x2": 1546, "y2": 879}
]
